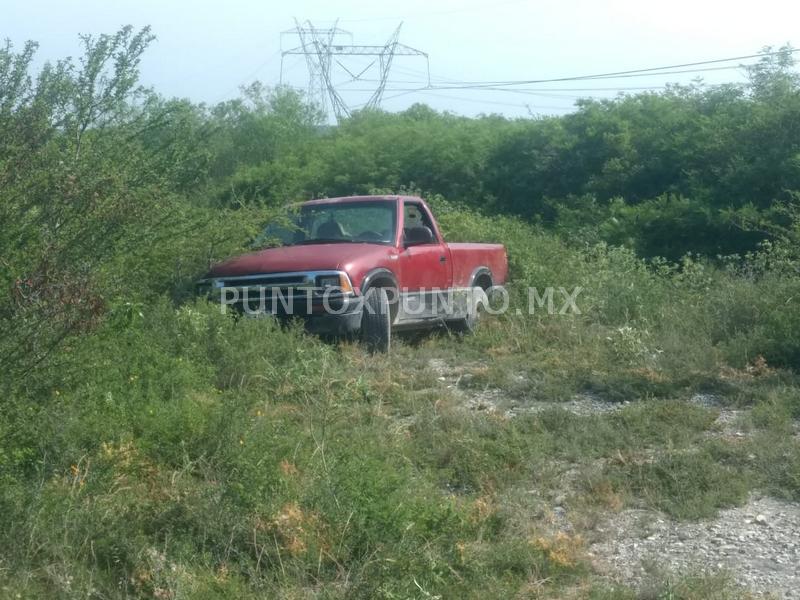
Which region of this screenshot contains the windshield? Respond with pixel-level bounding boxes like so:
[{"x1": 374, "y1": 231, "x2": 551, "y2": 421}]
[{"x1": 259, "y1": 201, "x2": 397, "y2": 246}]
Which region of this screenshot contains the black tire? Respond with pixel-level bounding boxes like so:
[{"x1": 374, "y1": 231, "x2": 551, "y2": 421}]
[{"x1": 361, "y1": 287, "x2": 391, "y2": 353}]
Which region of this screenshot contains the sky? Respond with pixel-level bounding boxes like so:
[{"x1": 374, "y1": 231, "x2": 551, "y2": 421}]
[{"x1": 3, "y1": 0, "x2": 799, "y2": 119}]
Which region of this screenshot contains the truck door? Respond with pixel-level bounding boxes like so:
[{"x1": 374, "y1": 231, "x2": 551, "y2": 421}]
[{"x1": 397, "y1": 201, "x2": 452, "y2": 320}]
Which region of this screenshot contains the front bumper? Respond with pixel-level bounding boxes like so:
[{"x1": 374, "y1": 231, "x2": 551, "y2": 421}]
[
  {"x1": 305, "y1": 300, "x2": 363, "y2": 335},
  {"x1": 196, "y1": 270, "x2": 363, "y2": 335}
]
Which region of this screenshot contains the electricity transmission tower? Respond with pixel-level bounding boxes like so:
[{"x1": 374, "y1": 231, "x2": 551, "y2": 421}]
[{"x1": 280, "y1": 19, "x2": 430, "y2": 121}]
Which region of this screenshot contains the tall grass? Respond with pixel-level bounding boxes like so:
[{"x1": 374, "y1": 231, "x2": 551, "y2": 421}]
[{"x1": 1, "y1": 202, "x2": 797, "y2": 598}]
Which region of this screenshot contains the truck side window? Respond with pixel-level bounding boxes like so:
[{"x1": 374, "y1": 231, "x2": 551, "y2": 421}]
[{"x1": 403, "y1": 203, "x2": 437, "y2": 244}]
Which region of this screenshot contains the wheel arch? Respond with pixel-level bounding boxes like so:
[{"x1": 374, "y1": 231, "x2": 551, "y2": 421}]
[
  {"x1": 469, "y1": 266, "x2": 493, "y2": 290},
  {"x1": 360, "y1": 267, "x2": 398, "y2": 294},
  {"x1": 360, "y1": 268, "x2": 400, "y2": 323}
]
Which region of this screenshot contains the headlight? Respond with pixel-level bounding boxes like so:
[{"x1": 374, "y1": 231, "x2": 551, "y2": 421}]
[
  {"x1": 316, "y1": 273, "x2": 353, "y2": 293},
  {"x1": 316, "y1": 275, "x2": 340, "y2": 289}
]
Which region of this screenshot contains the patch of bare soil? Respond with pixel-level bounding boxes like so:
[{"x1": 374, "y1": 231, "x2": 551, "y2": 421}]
[
  {"x1": 426, "y1": 358, "x2": 625, "y2": 417},
  {"x1": 690, "y1": 393, "x2": 751, "y2": 441},
  {"x1": 427, "y1": 360, "x2": 800, "y2": 597},
  {"x1": 589, "y1": 495, "x2": 800, "y2": 598}
]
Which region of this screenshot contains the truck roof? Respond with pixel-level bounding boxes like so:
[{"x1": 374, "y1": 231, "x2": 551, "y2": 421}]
[{"x1": 300, "y1": 195, "x2": 423, "y2": 207}]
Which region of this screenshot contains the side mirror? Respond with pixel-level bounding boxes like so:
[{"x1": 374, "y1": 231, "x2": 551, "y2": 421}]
[{"x1": 403, "y1": 226, "x2": 436, "y2": 247}]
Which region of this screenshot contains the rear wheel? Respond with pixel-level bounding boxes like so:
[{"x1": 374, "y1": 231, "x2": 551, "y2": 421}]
[
  {"x1": 447, "y1": 286, "x2": 484, "y2": 334},
  {"x1": 448, "y1": 280, "x2": 492, "y2": 334},
  {"x1": 361, "y1": 287, "x2": 391, "y2": 353}
]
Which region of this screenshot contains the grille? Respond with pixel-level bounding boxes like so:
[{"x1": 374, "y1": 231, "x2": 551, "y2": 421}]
[{"x1": 215, "y1": 273, "x2": 309, "y2": 288}]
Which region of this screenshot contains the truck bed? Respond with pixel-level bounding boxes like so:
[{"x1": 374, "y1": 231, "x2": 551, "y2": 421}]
[{"x1": 447, "y1": 243, "x2": 508, "y2": 288}]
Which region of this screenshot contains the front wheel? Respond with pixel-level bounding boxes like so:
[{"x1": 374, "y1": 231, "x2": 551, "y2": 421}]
[{"x1": 361, "y1": 288, "x2": 391, "y2": 353}]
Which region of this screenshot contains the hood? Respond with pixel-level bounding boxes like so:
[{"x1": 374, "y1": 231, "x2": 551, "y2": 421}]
[{"x1": 206, "y1": 243, "x2": 393, "y2": 278}]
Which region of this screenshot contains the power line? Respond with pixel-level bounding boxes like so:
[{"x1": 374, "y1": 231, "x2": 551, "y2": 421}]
[
  {"x1": 335, "y1": 84, "x2": 597, "y2": 100},
  {"x1": 213, "y1": 48, "x2": 283, "y2": 103},
  {"x1": 311, "y1": 61, "x2": 759, "y2": 112},
  {"x1": 330, "y1": 48, "x2": 797, "y2": 110},
  {"x1": 401, "y1": 48, "x2": 799, "y2": 89},
  {"x1": 339, "y1": 80, "x2": 668, "y2": 92},
  {"x1": 331, "y1": 64, "x2": 743, "y2": 94},
  {"x1": 479, "y1": 64, "x2": 744, "y2": 85}
]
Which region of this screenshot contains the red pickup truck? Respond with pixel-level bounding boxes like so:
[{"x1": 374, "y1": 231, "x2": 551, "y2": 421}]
[{"x1": 198, "y1": 195, "x2": 508, "y2": 351}]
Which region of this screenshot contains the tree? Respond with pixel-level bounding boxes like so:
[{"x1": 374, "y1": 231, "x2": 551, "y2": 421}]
[{"x1": 0, "y1": 27, "x2": 197, "y2": 381}]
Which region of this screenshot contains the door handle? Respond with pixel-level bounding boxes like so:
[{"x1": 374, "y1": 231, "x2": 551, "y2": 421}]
[{"x1": 439, "y1": 255, "x2": 447, "y2": 263}]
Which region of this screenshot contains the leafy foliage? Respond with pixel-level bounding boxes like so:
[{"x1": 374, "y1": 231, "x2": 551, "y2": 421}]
[{"x1": 0, "y1": 28, "x2": 799, "y2": 599}]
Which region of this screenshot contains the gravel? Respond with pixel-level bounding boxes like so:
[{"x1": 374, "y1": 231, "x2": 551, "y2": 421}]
[
  {"x1": 507, "y1": 394, "x2": 626, "y2": 417},
  {"x1": 427, "y1": 359, "x2": 625, "y2": 417},
  {"x1": 589, "y1": 495, "x2": 800, "y2": 598},
  {"x1": 428, "y1": 361, "x2": 800, "y2": 596}
]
